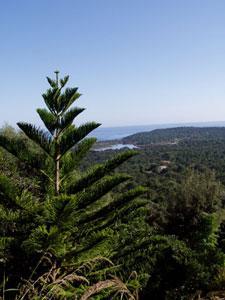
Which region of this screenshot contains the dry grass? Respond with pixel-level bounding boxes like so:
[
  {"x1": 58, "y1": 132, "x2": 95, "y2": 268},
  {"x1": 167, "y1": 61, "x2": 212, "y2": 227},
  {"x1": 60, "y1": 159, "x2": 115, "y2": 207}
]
[{"x1": 1, "y1": 255, "x2": 138, "y2": 300}]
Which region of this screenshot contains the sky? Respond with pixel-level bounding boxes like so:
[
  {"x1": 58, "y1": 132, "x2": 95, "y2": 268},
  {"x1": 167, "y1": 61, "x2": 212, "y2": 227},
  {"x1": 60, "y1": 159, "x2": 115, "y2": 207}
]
[{"x1": 1, "y1": 0, "x2": 225, "y2": 127}]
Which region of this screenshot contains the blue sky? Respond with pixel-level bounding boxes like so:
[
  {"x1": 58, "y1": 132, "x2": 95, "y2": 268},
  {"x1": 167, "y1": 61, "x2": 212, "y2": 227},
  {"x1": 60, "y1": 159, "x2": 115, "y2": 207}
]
[{"x1": 1, "y1": 0, "x2": 225, "y2": 127}]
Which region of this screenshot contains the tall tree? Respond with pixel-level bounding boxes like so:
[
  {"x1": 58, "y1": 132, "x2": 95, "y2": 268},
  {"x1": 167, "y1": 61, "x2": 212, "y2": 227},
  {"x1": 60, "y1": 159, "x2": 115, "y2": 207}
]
[
  {"x1": 17, "y1": 71, "x2": 100, "y2": 195},
  {"x1": 0, "y1": 72, "x2": 149, "y2": 298}
]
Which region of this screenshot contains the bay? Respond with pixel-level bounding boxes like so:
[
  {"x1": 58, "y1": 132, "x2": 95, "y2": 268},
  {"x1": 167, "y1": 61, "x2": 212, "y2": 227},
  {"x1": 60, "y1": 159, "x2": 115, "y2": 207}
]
[{"x1": 89, "y1": 121, "x2": 225, "y2": 141}]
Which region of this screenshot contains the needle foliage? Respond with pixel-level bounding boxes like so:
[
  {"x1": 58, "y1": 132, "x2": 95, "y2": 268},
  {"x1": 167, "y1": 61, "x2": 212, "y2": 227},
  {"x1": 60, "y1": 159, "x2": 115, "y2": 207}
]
[{"x1": 0, "y1": 72, "x2": 150, "y2": 299}]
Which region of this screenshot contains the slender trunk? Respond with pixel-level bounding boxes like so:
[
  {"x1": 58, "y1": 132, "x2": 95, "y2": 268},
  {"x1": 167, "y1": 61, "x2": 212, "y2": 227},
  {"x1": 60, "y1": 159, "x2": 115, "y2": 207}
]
[
  {"x1": 55, "y1": 156, "x2": 60, "y2": 195},
  {"x1": 54, "y1": 72, "x2": 60, "y2": 195},
  {"x1": 54, "y1": 126, "x2": 60, "y2": 195}
]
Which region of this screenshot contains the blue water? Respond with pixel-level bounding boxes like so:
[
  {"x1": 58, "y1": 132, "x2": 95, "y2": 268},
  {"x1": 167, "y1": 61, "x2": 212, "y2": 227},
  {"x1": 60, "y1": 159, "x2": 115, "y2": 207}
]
[
  {"x1": 95, "y1": 144, "x2": 139, "y2": 151},
  {"x1": 89, "y1": 121, "x2": 225, "y2": 141}
]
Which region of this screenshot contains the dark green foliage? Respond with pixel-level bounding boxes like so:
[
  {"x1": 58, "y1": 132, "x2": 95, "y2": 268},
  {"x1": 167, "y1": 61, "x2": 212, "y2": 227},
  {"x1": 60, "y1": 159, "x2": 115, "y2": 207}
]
[
  {"x1": 122, "y1": 126, "x2": 225, "y2": 145},
  {"x1": 84, "y1": 127, "x2": 225, "y2": 299},
  {"x1": 17, "y1": 122, "x2": 52, "y2": 155},
  {"x1": 59, "y1": 122, "x2": 101, "y2": 157},
  {"x1": 0, "y1": 73, "x2": 149, "y2": 299},
  {"x1": 163, "y1": 171, "x2": 223, "y2": 245},
  {"x1": 67, "y1": 150, "x2": 138, "y2": 194},
  {"x1": 3, "y1": 80, "x2": 225, "y2": 299}
]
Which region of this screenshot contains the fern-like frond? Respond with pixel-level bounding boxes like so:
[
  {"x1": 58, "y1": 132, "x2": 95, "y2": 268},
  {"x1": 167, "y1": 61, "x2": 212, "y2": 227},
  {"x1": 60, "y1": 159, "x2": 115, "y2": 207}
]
[
  {"x1": 67, "y1": 150, "x2": 138, "y2": 194},
  {"x1": 77, "y1": 186, "x2": 147, "y2": 225},
  {"x1": 0, "y1": 135, "x2": 26, "y2": 160},
  {"x1": 46, "y1": 77, "x2": 57, "y2": 88},
  {"x1": 59, "y1": 75, "x2": 69, "y2": 88},
  {"x1": 17, "y1": 122, "x2": 52, "y2": 156},
  {"x1": 76, "y1": 174, "x2": 131, "y2": 209},
  {"x1": 59, "y1": 122, "x2": 101, "y2": 157},
  {"x1": 42, "y1": 87, "x2": 61, "y2": 114},
  {"x1": 0, "y1": 134, "x2": 46, "y2": 170},
  {"x1": 73, "y1": 231, "x2": 111, "y2": 260},
  {"x1": 60, "y1": 87, "x2": 81, "y2": 113},
  {"x1": 61, "y1": 138, "x2": 97, "y2": 182},
  {"x1": 71, "y1": 137, "x2": 96, "y2": 166},
  {"x1": 85, "y1": 199, "x2": 149, "y2": 236},
  {"x1": 37, "y1": 108, "x2": 57, "y2": 135},
  {"x1": 59, "y1": 107, "x2": 85, "y2": 132}
]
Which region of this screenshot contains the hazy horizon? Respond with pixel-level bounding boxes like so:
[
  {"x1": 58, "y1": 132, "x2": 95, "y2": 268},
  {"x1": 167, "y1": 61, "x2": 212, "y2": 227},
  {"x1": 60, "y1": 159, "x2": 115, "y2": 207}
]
[
  {"x1": 89, "y1": 120, "x2": 225, "y2": 141},
  {"x1": 95, "y1": 120, "x2": 225, "y2": 129}
]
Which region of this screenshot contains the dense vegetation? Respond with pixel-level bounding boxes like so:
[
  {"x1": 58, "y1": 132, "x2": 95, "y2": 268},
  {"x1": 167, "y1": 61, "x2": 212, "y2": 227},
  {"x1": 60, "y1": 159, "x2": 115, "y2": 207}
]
[
  {"x1": 1, "y1": 74, "x2": 225, "y2": 299},
  {"x1": 122, "y1": 127, "x2": 225, "y2": 144},
  {"x1": 0, "y1": 73, "x2": 149, "y2": 299},
  {"x1": 83, "y1": 127, "x2": 225, "y2": 299},
  {"x1": 87, "y1": 127, "x2": 225, "y2": 185}
]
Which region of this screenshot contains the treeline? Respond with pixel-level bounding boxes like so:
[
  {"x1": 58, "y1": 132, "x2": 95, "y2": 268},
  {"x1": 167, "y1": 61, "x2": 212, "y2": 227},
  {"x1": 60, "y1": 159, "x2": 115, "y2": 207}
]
[
  {"x1": 1, "y1": 74, "x2": 225, "y2": 299},
  {"x1": 122, "y1": 126, "x2": 225, "y2": 145}
]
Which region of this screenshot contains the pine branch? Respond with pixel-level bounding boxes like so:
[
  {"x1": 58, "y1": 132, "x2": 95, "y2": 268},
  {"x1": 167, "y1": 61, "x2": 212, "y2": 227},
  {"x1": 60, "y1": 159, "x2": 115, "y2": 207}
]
[
  {"x1": 46, "y1": 77, "x2": 57, "y2": 89},
  {"x1": 61, "y1": 87, "x2": 81, "y2": 113},
  {"x1": 61, "y1": 138, "x2": 96, "y2": 180},
  {"x1": 0, "y1": 135, "x2": 26, "y2": 159},
  {"x1": 76, "y1": 174, "x2": 131, "y2": 209},
  {"x1": 84, "y1": 199, "x2": 149, "y2": 235},
  {"x1": 17, "y1": 123, "x2": 52, "y2": 157},
  {"x1": 0, "y1": 134, "x2": 47, "y2": 171},
  {"x1": 67, "y1": 150, "x2": 138, "y2": 194},
  {"x1": 73, "y1": 233, "x2": 108, "y2": 257},
  {"x1": 72, "y1": 138, "x2": 96, "y2": 166},
  {"x1": 77, "y1": 186, "x2": 147, "y2": 225},
  {"x1": 37, "y1": 106, "x2": 85, "y2": 137},
  {"x1": 66, "y1": 230, "x2": 112, "y2": 265},
  {"x1": 59, "y1": 122, "x2": 101, "y2": 157},
  {"x1": 42, "y1": 88, "x2": 61, "y2": 114},
  {"x1": 37, "y1": 108, "x2": 57, "y2": 135},
  {"x1": 59, "y1": 75, "x2": 69, "y2": 88},
  {"x1": 59, "y1": 107, "x2": 85, "y2": 132}
]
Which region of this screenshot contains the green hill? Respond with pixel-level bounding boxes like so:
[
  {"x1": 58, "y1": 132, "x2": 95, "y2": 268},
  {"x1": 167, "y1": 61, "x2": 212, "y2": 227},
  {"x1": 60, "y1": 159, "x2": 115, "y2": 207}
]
[{"x1": 122, "y1": 126, "x2": 225, "y2": 145}]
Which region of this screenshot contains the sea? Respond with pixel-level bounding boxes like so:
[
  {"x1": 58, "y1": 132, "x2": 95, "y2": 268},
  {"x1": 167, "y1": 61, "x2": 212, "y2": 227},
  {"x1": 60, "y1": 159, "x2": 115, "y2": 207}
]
[{"x1": 89, "y1": 121, "x2": 225, "y2": 141}]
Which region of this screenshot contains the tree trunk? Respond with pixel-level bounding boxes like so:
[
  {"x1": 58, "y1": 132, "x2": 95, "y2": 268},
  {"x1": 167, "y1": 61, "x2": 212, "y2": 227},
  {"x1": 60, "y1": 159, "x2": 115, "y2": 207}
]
[{"x1": 55, "y1": 157, "x2": 60, "y2": 195}]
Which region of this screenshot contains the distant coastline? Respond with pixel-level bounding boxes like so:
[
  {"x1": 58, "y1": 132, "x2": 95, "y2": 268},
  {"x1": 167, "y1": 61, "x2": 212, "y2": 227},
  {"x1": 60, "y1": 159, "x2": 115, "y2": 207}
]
[{"x1": 89, "y1": 121, "x2": 225, "y2": 141}]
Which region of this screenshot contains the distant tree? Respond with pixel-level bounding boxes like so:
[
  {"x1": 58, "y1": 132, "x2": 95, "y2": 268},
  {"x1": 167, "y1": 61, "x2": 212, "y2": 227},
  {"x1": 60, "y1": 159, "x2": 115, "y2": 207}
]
[{"x1": 164, "y1": 169, "x2": 223, "y2": 246}]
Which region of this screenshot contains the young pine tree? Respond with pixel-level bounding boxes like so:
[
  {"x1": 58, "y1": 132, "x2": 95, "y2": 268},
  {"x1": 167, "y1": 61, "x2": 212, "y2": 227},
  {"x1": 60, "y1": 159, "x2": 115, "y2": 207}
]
[{"x1": 0, "y1": 72, "x2": 149, "y2": 298}]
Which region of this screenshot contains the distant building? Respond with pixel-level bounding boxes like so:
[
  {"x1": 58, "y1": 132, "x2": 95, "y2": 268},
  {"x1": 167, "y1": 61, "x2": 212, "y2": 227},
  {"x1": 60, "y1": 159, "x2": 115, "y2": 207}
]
[{"x1": 157, "y1": 165, "x2": 168, "y2": 173}]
